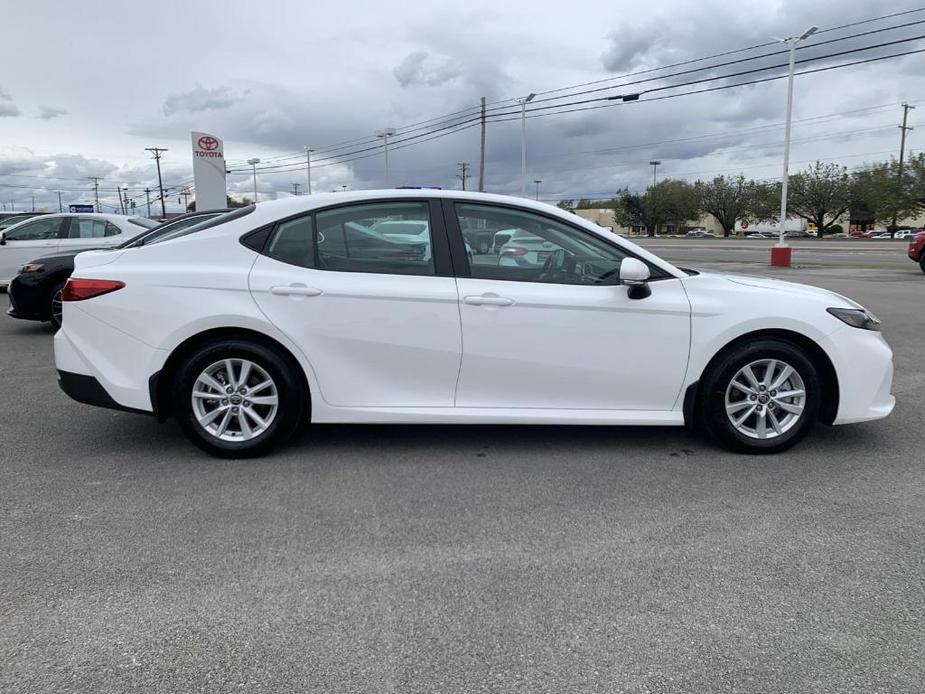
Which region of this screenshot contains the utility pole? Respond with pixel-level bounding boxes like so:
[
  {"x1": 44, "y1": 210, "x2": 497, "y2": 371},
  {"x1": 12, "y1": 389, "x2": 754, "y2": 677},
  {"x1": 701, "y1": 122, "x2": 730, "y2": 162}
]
[
  {"x1": 88, "y1": 177, "x2": 103, "y2": 212},
  {"x1": 892, "y1": 102, "x2": 916, "y2": 233},
  {"x1": 304, "y1": 146, "x2": 313, "y2": 195},
  {"x1": 456, "y1": 162, "x2": 470, "y2": 190},
  {"x1": 533, "y1": 179, "x2": 542, "y2": 200},
  {"x1": 31, "y1": 194, "x2": 35, "y2": 212},
  {"x1": 56, "y1": 192, "x2": 63, "y2": 213},
  {"x1": 145, "y1": 148, "x2": 168, "y2": 218},
  {"x1": 291, "y1": 182, "x2": 301, "y2": 196},
  {"x1": 649, "y1": 160, "x2": 661, "y2": 186},
  {"x1": 144, "y1": 188, "x2": 152, "y2": 218},
  {"x1": 478, "y1": 96, "x2": 486, "y2": 192}
]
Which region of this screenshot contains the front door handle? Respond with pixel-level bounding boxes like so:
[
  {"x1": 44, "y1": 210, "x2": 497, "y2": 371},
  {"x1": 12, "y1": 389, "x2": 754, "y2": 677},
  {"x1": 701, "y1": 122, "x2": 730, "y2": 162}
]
[
  {"x1": 270, "y1": 285, "x2": 322, "y2": 297},
  {"x1": 464, "y1": 294, "x2": 514, "y2": 307}
]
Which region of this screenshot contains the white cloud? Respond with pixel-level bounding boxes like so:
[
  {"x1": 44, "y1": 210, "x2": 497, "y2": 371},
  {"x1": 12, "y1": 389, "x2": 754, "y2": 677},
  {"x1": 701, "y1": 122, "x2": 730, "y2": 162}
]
[
  {"x1": 394, "y1": 51, "x2": 462, "y2": 87},
  {"x1": 163, "y1": 85, "x2": 247, "y2": 116},
  {"x1": 37, "y1": 104, "x2": 68, "y2": 120},
  {"x1": 0, "y1": 84, "x2": 19, "y2": 117}
]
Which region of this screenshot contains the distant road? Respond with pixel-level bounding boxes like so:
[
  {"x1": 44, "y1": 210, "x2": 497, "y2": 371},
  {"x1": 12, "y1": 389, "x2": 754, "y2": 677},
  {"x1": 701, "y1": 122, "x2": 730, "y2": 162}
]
[{"x1": 632, "y1": 237, "x2": 913, "y2": 270}]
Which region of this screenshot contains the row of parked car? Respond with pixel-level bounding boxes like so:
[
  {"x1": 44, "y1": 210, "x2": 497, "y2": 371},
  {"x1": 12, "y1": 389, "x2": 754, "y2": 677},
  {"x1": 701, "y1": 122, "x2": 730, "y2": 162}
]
[{"x1": 1, "y1": 210, "x2": 228, "y2": 328}]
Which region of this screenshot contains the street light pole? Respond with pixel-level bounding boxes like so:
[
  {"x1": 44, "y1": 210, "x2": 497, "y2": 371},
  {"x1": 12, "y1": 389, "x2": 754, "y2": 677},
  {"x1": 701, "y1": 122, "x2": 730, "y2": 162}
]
[
  {"x1": 376, "y1": 129, "x2": 397, "y2": 187},
  {"x1": 247, "y1": 158, "x2": 261, "y2": 204},
  {"x1": 533, "y1": 179, "x2": 542, "y2": 200},
  {"x1": 304, "y1": 146, "x2": 313, "y2": 195},
  {"x1": 516, "y1": 93, "x2": 536, "y2": 196},
  {"x1": 649, "y1": 160, "x2": 661, "y2": 186},
  {"x1": 772, "y1": 25, "x2": 818, "y2": 267}
]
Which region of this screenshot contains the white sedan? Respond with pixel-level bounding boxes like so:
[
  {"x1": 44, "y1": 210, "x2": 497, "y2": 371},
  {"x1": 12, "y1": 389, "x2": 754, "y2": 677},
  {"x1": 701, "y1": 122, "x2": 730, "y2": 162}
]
[
  {"x1": 0, "y1": 213, "x2": 156, "y2": 288},
  {"x1": 54, "y1": 191, "x2": 894, "y2": 458}
]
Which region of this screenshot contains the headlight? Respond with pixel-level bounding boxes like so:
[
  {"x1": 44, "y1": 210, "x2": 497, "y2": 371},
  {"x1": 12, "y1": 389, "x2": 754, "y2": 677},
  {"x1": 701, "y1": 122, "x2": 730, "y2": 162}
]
[
  {"x1": 19, "y1": 263, "x2": 44, "y2": 274},
  {"x1": 827, "y1": 307, "x2": 881, "y2": 331}
]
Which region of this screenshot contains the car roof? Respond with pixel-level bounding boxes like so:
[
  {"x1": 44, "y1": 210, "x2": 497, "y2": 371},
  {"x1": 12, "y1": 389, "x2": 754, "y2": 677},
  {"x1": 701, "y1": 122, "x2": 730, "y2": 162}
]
[
  {"x1": 19, "y1": 212, "x2": 142, "y2": 222},
  {"x1": 201, "y1": 190, "x2": 686, "y2": 279}
]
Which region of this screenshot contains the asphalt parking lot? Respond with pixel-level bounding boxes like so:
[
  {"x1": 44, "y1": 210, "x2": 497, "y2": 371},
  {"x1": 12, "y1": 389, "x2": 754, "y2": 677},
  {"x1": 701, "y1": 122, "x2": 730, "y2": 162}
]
[{"x1": 1, "y1": 247, "x2": 923, "y2": 692}]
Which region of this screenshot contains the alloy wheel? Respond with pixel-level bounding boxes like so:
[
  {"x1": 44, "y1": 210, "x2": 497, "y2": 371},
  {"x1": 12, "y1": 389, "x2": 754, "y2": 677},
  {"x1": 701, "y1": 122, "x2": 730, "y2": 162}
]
[
  {"x1": 51, "y1": 289, "x2": 63, "y2": 327},
  {"x1": 724, "y1": 358, "x2": 806, "y2": 440},
  {"x1": 191, "y1": 358, "x2": 279, "y2": 442}
]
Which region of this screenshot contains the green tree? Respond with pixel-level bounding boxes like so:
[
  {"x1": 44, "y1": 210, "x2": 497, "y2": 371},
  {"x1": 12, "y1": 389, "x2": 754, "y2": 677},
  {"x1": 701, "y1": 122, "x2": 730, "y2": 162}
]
[
  {"x1": 612, "y1": 180, "x2": 698, "y2": 236},
  {"x1": 655, "y1": 179, "x2": 700, "y2": 232},
  {"x1": 695, "y1": 175, "x2": 764, "y2": 237},
  {"x1": 851, "y1": 160, "x2": 918, "y2": 234},
  {"x1": 787, "y1": 162, "x2": 851, "y2": 237},
  {"x1": 904, "y1": 152, "x2": 925, "y2": 215}
]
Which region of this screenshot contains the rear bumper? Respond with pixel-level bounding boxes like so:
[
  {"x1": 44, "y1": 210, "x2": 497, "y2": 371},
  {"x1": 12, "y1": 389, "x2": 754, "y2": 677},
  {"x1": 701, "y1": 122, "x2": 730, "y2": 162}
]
[
  {"x1": 54, "y1": 305, "x2": 161, "y2": 413},
  {"x1": 57, "y1": 370, "x2": 151, "y2": 415}
]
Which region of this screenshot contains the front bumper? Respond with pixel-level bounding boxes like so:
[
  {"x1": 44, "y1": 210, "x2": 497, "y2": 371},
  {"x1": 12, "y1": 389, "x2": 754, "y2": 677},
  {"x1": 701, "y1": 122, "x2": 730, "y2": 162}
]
[
  {"x1": 5, "y1": 277, "x2": 44, "y2": 321},
  {"x1": 819, "y1": 325, "x2": 895, "y2": 425}
]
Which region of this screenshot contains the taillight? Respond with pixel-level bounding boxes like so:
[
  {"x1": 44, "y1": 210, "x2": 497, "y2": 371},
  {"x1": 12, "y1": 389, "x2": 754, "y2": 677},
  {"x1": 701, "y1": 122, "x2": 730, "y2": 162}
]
[
  {"x1": 61, "y1": 278, "x2": 125, "y2": 302},
  {"x1": 502, "y1": 247, "x2": 528, "y2": 256}
]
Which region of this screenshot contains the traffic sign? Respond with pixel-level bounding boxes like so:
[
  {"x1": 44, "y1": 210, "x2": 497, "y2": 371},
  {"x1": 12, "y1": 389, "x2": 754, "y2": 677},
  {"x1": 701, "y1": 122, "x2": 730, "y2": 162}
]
[{"x1": 68, "y1": 204, "x2": 94, "y2": 213}]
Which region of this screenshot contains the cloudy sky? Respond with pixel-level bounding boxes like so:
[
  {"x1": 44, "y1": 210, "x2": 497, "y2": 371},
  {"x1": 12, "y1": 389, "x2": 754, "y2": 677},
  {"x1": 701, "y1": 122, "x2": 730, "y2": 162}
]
[{"x1": 1, "y1": 0, "x2": 923, "y2": 214}]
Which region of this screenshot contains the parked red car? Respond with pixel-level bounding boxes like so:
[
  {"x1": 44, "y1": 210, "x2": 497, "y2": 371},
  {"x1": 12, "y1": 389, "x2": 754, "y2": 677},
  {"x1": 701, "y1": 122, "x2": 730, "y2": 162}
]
[{"x1": 909, "y1": 230, "x2": 925, "y2": 273}]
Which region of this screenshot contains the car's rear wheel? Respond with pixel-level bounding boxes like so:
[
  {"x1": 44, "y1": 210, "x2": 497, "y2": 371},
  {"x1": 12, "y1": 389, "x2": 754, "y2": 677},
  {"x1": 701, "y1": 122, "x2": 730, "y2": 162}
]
[
  {"x1": 48, "y1": 280, "x2": 66, "y2": 330},
  {"x1": 700, "y1": 339, "x2": 821, "y2": 454},
  {"x1": 173, "y1": 339, "x2": 306, "y2": 458}
]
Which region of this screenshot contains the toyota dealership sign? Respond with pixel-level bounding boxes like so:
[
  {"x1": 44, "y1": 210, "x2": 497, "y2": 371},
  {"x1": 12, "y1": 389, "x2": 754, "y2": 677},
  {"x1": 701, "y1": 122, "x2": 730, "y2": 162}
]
[{"x1": 190, "y1": 131, "x2": 227, "y2": 210}]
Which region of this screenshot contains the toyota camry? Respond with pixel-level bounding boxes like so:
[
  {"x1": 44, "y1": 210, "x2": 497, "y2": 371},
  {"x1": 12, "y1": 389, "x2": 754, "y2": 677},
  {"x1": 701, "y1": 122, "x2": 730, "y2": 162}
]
[{"x1": 54, "y1": 190, "x2": 894, "y2": 458}]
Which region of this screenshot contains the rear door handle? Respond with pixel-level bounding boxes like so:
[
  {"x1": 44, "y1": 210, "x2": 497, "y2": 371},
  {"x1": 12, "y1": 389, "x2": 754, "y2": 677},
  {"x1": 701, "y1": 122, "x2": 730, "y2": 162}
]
[
  {"x1": 464, "y1": 294, "x2": 514, "y2": 307},
  {"x1": 270, "y1": 285, "x2": 322, "y2": 297}
]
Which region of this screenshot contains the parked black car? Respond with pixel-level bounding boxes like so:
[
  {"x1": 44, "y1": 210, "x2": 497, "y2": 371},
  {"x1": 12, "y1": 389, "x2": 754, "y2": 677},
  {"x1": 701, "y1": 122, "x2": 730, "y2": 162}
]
[{"x1": 6, "y1": 209, "x2": 229, "y2": 329}]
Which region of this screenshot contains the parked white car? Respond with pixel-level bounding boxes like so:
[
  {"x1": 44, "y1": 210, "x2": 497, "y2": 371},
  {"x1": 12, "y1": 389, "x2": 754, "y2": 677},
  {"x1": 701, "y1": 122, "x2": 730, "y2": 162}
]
[
  {"x1": 55, "y1": 191, "x2": 894, "y2": 458},
  {"x1": 0, "y1": 213, "x2": 156, "y2": 288}
]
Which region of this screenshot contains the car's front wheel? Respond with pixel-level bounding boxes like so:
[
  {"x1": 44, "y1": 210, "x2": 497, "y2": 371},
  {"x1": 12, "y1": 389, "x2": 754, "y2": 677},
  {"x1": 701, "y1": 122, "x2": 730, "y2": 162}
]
[
  {"x1": 173, "y1": 339, "x2": 306, "y2": 458},
  {"x1": 701, "y1": 339, "x2": 821, "y2": 454},
  {"x1": 919, "y1": 254, "x2": 925, "y2": 274}
]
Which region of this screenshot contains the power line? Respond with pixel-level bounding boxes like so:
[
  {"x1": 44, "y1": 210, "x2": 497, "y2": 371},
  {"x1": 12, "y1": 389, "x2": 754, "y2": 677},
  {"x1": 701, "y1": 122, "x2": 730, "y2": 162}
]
[
  {"x1": 511, "y1": 18, "x2": 925, "y2": 110},
  {"x1": 532, "y1": 7, "x2": 925, "y2": 97},
  {"x1": 488, "y1": 44, "x2": 925, "y2": 123}
]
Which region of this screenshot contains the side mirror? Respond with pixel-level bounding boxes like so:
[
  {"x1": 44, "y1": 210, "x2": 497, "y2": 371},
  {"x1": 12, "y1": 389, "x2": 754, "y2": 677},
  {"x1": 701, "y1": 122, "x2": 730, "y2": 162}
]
[{"x1": 620, "y1": 257, "x2": 651, "y2": 299}]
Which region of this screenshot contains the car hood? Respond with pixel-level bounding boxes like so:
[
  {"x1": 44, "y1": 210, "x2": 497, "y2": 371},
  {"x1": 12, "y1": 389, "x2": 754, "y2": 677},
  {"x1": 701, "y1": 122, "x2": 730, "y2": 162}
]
[{"x1": 690, "y1": 271, "x2": 863, "y2": 308}]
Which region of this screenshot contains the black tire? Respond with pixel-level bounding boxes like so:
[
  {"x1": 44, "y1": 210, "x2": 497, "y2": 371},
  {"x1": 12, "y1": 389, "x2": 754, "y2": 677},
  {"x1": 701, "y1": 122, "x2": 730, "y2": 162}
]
[
  {"x1": 173, "y1": 339, "x2": 307, "y2": 458},
  {"x1": 477, "y1": 240, "x2": 490, "y2": 254},
  {"x1": 700, "y1": 338, "x2": 821, "y2": 454},
  {"x1": 47, "y1": 280, "x2": 66, "y2": 330},
  {"x1": 919, "y1": 254, "x2": 925, "y2": 274}
]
